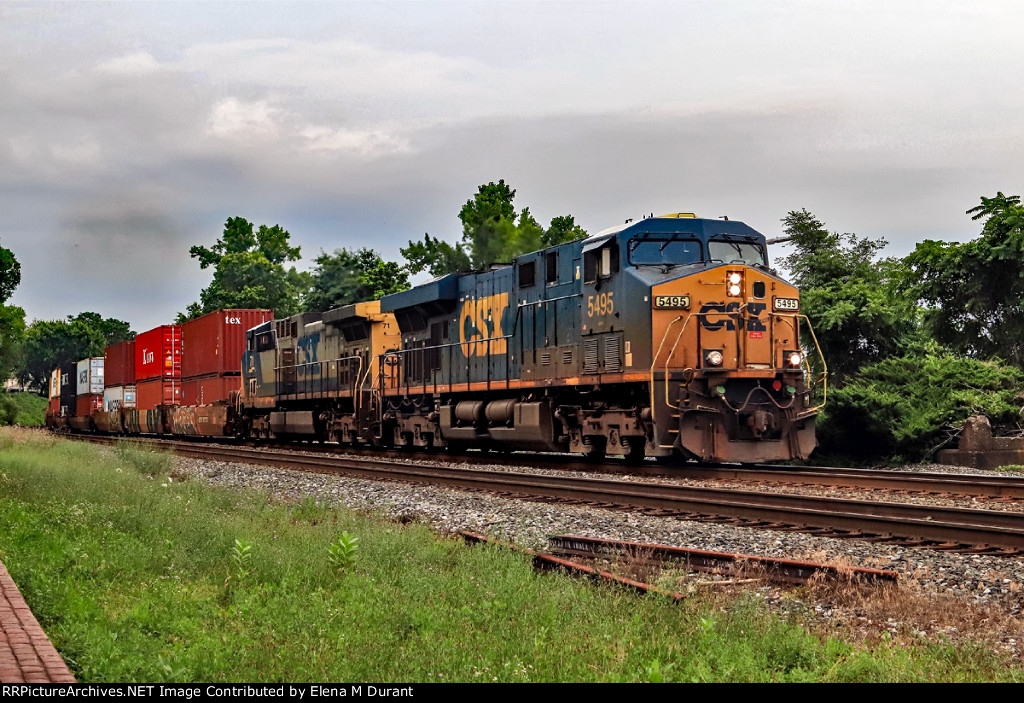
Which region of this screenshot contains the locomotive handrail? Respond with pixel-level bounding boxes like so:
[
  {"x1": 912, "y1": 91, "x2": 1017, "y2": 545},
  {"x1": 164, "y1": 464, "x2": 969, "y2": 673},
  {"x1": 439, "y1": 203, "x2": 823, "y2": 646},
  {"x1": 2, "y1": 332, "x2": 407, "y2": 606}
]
[
  {"x1": 649, "y1": 315, "x2": 685, "y2": 415},
  {"x1": 776, "y1": 312, "x2": 828, "y2": 414},
  {"x1": 652, "y1": 308, "x2": 828, "y2": 413},
  {"x1": 273, "y1": 354, "x2": 365, "y2": 405}
]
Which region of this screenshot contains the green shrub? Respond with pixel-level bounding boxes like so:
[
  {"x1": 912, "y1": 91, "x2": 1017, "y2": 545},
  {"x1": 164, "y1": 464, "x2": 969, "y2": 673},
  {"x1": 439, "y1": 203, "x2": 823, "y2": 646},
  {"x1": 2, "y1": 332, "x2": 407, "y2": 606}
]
[
  {"x1": 817, "y1": 354, "x2": 1024, "y2": 462},
  {"x1": 0, "y1": 392, "x2": 47, "y2": 426}
]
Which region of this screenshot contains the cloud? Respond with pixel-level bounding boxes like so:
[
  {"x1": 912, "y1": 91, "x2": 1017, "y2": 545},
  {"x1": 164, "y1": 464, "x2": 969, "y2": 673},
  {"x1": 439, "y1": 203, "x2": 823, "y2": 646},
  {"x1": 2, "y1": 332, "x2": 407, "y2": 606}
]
[
  {"x1": 299, "y1": 125, "x2": 411, "y2": 156},
  {"x1": 207, "y1": 97, "x2": 282, "y2": 139},
  {"x1": 95, "y1": 51, "x2": 163, "y2": 75}
]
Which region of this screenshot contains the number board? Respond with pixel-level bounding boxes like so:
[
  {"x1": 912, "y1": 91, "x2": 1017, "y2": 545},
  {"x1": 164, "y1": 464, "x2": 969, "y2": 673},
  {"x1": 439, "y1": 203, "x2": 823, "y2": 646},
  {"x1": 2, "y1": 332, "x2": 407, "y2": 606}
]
[
  {"x1": 653, "y1": 295, "x2": 690, "y2": 310},
  {"x1": 773, "y1": 297, "x2": 799, "y2": 311}
]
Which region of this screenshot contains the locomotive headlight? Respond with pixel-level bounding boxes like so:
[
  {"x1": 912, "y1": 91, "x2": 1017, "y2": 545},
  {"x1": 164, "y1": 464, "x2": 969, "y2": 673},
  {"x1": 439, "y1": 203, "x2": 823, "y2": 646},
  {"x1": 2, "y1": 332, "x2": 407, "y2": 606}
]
[
  {"x1": 704, "y1": 349, "x2": 724, "y2": 367},
  {"x1": 726, "y1": 271, "x2": 743, "y2": 297},
  {"x1": 785, "y1": 350, "x2": 803, "y2": 368}
]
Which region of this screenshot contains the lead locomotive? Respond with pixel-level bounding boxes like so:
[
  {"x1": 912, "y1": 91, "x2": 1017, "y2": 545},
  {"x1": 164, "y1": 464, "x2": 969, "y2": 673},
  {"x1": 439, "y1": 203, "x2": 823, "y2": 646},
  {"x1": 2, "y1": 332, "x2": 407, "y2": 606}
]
[{"x1": 238, "y1": 213, "x2": 823, "y2": 463}]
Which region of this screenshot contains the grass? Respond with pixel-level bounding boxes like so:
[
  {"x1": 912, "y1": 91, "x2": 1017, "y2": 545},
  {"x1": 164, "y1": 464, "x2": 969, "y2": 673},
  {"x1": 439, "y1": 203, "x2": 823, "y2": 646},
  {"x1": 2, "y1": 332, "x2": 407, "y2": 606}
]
[
  {"x1": 0, "y1": 426, "x2": 1022, "y2": 682},
  {"x1": 0, "y1": 391, "x2": 47, "y2": 426}
]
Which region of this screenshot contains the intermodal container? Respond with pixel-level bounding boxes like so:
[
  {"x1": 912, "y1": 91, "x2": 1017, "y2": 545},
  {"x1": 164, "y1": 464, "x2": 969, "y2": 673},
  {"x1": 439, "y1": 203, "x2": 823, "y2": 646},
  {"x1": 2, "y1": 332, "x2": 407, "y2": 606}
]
[
  {"x1": 135, "y1": 326, "x2": 181, "y2": 382},
  {"x1": 104, "y1": 340, "x2": 136, "y2": 387},
  {"x1": 103, "y1": 385, "x2": 137, "y2": 412},
  {"x1": 136, "y1": 378, "x2": 181, "y2": 410},
  {"x1": 181, "y1": 374, "x2": 241, "y2": 406},
  {"x1": 76, "y1": 357, "x2": 104, "y2": 395},
  {"x1": 181, "y1": 309, "x2": 271, "y2": 378},
  {"x1": 59, "y1": 362, "x2": 77, "y2": 416},
  {"x1": 75, "y1": 394, "x2": 102, "y2": 417}
]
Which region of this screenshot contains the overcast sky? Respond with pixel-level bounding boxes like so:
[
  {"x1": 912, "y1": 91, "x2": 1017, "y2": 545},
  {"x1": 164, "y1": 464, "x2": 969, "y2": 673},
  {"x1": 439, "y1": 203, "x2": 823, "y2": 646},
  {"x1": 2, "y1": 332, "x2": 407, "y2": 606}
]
[{"x1": 2, "y1": 1, "x2": 1022, "y2": 332}]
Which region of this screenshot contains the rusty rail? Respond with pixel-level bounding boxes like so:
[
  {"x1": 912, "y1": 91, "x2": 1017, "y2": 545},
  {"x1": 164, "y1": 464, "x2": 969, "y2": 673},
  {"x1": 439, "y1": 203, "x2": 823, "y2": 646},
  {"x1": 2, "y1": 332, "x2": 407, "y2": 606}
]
[
  {"x1": 547, "y1": 535, "x2": 899, "y2": 586},
  {"x1": 458, "y1": 531, "x2": 688, "y2": 600}
]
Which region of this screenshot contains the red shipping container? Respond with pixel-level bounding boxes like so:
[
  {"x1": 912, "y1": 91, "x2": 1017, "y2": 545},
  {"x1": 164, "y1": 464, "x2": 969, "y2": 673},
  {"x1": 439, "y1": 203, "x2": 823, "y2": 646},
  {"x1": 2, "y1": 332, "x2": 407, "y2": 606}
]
[
  {"x1": 135, "y1": 326, "x2": 181, "y2": 382},
  {"x1": 182, "y1": 309, "x2": 271, "y2": 378},
  {"x1": 136, "y1": 378, "x2": 182, "y2": 410},
  {"x1": 181, "y1": 374, "x2": 242, "y2": 406},
  {"x1": 75, "y1": 394, "x2": 102, "y2": 416},
  {"x1": 104, "y1": 340, "x2": 136, "y2": 387}
]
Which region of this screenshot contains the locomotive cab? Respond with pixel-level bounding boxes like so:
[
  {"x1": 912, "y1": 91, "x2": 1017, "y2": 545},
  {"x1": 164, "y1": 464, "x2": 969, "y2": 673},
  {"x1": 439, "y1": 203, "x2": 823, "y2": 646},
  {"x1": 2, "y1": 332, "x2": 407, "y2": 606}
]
[{"x1": 633, "y1": 218, "x2": 822, "y2": 462}]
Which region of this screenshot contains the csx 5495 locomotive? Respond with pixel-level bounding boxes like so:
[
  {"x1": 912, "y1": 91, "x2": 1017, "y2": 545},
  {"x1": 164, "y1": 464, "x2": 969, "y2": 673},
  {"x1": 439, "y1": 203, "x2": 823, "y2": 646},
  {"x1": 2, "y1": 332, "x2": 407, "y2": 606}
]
[{"x1": 238, "y1": 213, "x2": 824, "y2": 463}]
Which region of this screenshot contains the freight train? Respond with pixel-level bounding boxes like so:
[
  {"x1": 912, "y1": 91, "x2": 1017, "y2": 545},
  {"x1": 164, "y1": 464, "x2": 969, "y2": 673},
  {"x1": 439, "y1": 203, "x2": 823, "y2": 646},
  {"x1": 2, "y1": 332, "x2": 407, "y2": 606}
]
[{"x1": 47, "y1": 212, "x2": 825, "y2": 463}]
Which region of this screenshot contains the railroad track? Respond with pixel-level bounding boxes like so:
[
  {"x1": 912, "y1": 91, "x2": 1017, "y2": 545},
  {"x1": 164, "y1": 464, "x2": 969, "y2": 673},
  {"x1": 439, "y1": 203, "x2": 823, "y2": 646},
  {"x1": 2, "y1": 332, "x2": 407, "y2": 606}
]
[
  {"x1": 77, "y1": 434, "x2": 1024, "y2": 556},
  {"x1": 80, "y1": 432, "x2": 1024, "y2": 501}
]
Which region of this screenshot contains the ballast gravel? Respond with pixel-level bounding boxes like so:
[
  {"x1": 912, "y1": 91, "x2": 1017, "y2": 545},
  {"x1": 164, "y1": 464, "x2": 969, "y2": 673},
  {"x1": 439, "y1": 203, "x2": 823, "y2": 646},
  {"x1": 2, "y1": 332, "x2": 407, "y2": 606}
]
[{"x1": 172, "y1": 452, "x2": 1024, "y2": 657}]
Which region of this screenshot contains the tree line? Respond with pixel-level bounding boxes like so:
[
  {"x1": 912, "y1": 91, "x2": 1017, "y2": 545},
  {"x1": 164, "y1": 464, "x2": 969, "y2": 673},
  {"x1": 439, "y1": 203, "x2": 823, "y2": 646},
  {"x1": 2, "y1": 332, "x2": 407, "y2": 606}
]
[
  {"x1": 0, "y1": 181, "x2": 588, "y2": 394},
  {"x1": 3, "y1": 184, "x2": 1024, "y2": 463}
]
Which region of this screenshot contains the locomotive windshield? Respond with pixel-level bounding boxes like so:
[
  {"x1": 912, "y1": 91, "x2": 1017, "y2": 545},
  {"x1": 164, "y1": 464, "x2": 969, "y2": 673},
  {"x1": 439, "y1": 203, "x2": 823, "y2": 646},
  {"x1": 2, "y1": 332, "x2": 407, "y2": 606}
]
[
  {"x1": 628, "y1": 237, "x2": 702, "y2": 266},
  {"x1": 708, "y1": 238, "x2": 767, "y2": 267}
]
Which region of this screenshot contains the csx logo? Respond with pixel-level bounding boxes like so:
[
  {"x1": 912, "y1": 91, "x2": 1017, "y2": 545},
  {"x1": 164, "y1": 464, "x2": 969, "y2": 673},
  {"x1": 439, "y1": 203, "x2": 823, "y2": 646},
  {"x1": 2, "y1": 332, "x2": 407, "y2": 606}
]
[
  {"x1": 699, "y1": 302, "x2": 767, "y2": 331},
  {"x1": 225, "y1": 316, "x2": 241, "y2": 324},
  {"x1": 143, "y1": 349, "x2": 155, "y2": 364},
  {"x1": 459, "y1": 293, "x2": 509, "y2": 356}
]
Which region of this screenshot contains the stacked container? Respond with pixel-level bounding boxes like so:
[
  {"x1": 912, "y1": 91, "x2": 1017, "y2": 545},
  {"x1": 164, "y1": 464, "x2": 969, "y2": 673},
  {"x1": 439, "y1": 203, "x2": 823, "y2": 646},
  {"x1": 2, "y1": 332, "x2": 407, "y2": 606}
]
[
  {"x1": 46, "y1": 369, "x2": 61, "y2": 427},
  {"x1": 180, "y1": 309, "x2": 271, "y2": 405},
  {"x1": 76, "y1": 357, "x2": 104, "y2": 412},
  {"x1": 103, "y1": 340, "x2": 136, "y2": 411},
  {"x1": 58, "y1": 361, "x2": 77, "y2": 418},
  {"x1": 135, "y1": 325, "x2": 182, "y2": 410}
]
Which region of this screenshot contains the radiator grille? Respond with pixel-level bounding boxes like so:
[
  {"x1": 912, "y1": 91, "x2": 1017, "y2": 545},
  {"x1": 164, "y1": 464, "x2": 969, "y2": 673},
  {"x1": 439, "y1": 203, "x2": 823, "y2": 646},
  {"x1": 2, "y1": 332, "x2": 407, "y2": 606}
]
[
  {"x1": 583, "y1": 339, "x2": 599, "y2": 374},
  {"x1": 604, "y1": 335, "x2": 622, "y2": 372}
]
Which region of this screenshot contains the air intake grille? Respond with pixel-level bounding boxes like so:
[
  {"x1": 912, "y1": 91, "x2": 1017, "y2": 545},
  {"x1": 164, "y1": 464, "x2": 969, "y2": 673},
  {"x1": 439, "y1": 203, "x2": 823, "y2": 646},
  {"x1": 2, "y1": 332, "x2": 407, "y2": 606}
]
[
  {"x1": 604, "y1": 335, "x2": 622, "y2": 372},
  {"x1": 583, "y1": 339, "x2": 599, "y2": 374},
  {"x1": 540, "y1": 352, "x2": 551, "y2": 366}
]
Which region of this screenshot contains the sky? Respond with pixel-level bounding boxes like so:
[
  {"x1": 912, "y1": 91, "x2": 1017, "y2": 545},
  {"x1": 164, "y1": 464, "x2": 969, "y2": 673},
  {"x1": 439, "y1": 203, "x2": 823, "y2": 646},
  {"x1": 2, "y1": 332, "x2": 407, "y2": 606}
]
[{"x1": 2, "y1": 1, "x2": 1022, "y2": 332}]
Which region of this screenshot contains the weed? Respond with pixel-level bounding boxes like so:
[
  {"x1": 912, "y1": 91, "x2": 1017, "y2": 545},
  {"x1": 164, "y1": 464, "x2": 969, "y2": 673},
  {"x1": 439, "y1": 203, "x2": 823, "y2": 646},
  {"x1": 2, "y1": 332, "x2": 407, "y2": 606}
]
[
  {"x1": 231, "y1": 539, "x2": 253, "y2": 582},
  {"x1": 613, "y1": 544, "x2": 660, "y2": 585},
  {"x1": 114, "y1": 440, "x2": 173, "y2": 477},
  {"x1": 643, "y1": 658, "x2": 674, "y2": 683},
  {"x1": 327, "y1": 532, "x2": 359, "y2": 572}
]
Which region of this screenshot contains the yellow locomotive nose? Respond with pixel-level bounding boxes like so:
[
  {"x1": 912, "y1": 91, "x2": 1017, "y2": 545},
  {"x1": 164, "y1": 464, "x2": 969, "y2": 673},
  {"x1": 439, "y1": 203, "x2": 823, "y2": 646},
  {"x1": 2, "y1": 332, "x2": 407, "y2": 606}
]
[{"x1": 647, "y1": 262, "x2": 820, "y2": 463}]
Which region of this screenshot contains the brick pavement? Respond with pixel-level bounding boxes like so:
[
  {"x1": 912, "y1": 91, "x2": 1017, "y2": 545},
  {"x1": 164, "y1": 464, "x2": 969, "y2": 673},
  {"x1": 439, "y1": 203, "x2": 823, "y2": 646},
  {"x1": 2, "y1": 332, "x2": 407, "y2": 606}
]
[{"x1": 0, "y1": 560, "x2": 76, "y2": 683}]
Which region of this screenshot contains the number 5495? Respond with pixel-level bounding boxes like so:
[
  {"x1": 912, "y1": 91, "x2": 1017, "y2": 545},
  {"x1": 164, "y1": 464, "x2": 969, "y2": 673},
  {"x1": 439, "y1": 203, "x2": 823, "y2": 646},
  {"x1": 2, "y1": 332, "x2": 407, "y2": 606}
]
[{"x1": 587, "y1": 292, "x2": 614, "y2": 317}]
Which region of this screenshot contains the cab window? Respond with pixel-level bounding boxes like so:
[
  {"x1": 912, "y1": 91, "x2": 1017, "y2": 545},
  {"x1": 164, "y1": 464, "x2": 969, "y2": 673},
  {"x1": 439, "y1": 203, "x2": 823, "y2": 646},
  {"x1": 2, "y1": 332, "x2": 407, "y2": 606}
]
[
  {"x1": 584, "y1": 243, "x2": 619, "y2": 283},
  {"x1": 628, "y1": 238, "x2": 702, "y2": 265},
  {"x1": 708, "y1": 239, "x2": 767, "y2": 266}
]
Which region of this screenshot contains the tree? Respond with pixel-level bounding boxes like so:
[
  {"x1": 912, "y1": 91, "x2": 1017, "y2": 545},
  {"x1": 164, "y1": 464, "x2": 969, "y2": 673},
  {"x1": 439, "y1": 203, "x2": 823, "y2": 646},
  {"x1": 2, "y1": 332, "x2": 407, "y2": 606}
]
[
  {"x1": 18, "y1": 313, "x2": 133, "y2": 393},
  {"x1": 819, "y1": 354, "x2": 1024, "y2": 462},
  {"x1": 0, "y1": 242, "x2": 21, "y2": 303},
  {"x1": 402, "y1": 180, "x2": 588, "y2": 276},
  {"x1": 905, "y1": 192, "x2": 1024, "y2": 366},
  {"x1": 776, "y1": 209, "x2": 919, "y2": 380},
  {"x1": 0, "y1": 304, "x2": 25, "y2": 383},
  {"x1": 0, "y1": 241, "x2": 25, "y2": 382},
  {"x1": 305, "y1": 248, "x2": 410, "y2": 312},
  {"x1": 181, "y1": 217, "x2": 308, "y2": 321}
]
